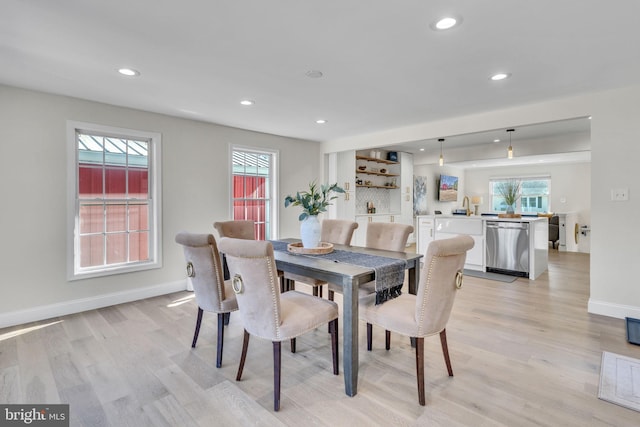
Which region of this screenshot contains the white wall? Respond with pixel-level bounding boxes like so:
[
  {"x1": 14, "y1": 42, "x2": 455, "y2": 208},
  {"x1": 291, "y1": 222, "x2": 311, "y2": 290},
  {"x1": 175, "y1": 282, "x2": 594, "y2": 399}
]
[
  {"x1": 412, "y1": 164, "x2": 467, "y2": 215},
  {"x1": 322, "y1": 84, "x2": 640, "y2": 320},
  {"x1": 0, "y1": 85, "x2": 320, "y2": 327}
]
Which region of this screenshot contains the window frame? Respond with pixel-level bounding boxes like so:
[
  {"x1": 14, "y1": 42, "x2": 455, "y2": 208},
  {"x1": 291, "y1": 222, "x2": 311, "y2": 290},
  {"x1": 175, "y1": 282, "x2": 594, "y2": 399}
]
[
  {"x1": 67, "y1": 121, "x2": 162, "y2": 280},
  {"x1": 229, "y1": 145, "x2": 279, "y2": 240},
  {"x1": 489, "y1": 175, "x2": 551, "y2": 214}
]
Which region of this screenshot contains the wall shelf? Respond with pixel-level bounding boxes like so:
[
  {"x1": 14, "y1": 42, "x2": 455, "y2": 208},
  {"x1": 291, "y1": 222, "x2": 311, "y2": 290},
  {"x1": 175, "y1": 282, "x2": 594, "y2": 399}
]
[
  {"x1": 355, "y1": 155, "x2": 398, "y2": 165},
  {"x1": 355, "y1": 170, "x2": 399, "y2": 177},
  {"x1": 356, "y1": 184, "x2": 399, "y2": 189}
]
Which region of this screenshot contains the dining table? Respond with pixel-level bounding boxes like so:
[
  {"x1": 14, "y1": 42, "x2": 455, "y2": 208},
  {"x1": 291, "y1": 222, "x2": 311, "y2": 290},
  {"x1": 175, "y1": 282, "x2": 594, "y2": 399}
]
[{"x1": 272, "y1": 238, "x2": 423, "y2": 397}]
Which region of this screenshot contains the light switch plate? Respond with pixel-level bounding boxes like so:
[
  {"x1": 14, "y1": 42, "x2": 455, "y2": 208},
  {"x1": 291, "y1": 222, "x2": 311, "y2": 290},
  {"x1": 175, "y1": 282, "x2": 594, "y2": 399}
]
[{"x1": 611, "y1": 188, "x2": 629, "y2": 201}]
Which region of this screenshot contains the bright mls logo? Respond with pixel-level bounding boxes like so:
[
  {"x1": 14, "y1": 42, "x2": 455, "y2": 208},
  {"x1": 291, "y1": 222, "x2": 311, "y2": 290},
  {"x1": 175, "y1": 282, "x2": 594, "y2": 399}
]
[{"x1": 1, "y1": 405, "x2": 69, "y2": 426}]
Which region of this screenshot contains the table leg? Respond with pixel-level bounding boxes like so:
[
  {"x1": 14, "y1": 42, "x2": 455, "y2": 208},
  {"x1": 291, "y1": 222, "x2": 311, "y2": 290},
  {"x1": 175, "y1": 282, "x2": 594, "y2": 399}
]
[
  {"x1": 342, "y1": 277, "x2": 358, "y2": 396},
  {"x1": 408, "y1": 262, "x2": 420, "y2": 348}
]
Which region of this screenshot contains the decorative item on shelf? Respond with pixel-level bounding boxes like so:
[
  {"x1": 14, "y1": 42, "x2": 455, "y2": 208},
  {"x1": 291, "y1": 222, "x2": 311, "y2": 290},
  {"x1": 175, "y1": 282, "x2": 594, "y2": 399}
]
[
  {"x1": 375, "y1": 151, "x2": 382, "y2": 159},
  {"x1": 358, "y1": 165, "x2": 367, "y2": 171},
  {"x1": 380, "y1": 168, "x2": 387, "y2": 174},
  {"x1": 471, "y1": 196, "x2": 483, "y2": 216},
  {"x1": 284, "y1": 181, "x2": 344, "y2": 248},
  {"x1": 496, "y1": 179, "x2": 521, "y2": 215},
  {"x1": 370, "y1": 167, "x2": 379, "y2": 173},
  {"x1": 364, "y1": 180, "x2": 372, "y2": 186},
  {"x1": 356, "y1": 177, "x2": 363, "y2": 185},
  {"x1": 387, "y1": 151, "x2": 398, "y2": 161}
]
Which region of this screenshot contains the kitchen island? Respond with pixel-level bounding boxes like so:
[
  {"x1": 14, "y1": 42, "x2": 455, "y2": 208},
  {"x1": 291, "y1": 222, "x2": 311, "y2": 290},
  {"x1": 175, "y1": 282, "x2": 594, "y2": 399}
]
[{"x1": 416, "y1": 215, "x2": 548, "y2": 280}]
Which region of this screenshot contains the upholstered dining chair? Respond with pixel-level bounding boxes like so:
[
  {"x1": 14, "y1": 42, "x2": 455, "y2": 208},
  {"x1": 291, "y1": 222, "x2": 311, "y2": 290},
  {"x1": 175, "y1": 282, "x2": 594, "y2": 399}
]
[
  {"x1": 284, "y1": 219, "x2": 358, "y2": 297},
  {"x1": 359, "y1": 235, "x2": 474, "y2": 406},
  {"x1": 218, "y1": 237, "x2": 339, "y2": 411},
  {"x1": 214, "y1": 219, "x2": 287, "y2": 292},
  {"x1": 175, "y1": 232, "x2": 238, "y2": 368},
  {"x1": 327, "y1": 222, "x2": 414, "y2": 301},
  {"x1": 213, "y1": 220, "x2": 255, "y2": 240}
]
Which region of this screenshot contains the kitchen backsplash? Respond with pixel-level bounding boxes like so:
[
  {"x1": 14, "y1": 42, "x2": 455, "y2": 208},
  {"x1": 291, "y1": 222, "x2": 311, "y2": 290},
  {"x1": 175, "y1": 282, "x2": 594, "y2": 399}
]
[{"x1": 356, "y1": 187, "x2": 391, "y2": 214}]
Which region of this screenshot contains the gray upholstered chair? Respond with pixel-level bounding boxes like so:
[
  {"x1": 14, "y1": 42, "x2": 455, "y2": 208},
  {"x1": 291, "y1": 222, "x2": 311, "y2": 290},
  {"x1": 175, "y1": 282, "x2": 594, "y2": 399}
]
[
  {"x1": 214, "y1": 219, "x2": 286, "y2": 291},
  {"x1": 218, "y1": 237, "x2": 339, "y2": 411},
  {"x1": 328, "y1": 222, "x2": 414, "y2": 301},
  {"x1": 175, "y1": 232, "x2": 238, "y2": 368},
  {"x1": 549, "y1": 215, "x2": 560, "y2": 249},
  {"x1": 359, "y1": 235, "x2": 474, "y2": 406},
  {"x1": 285, "y1": 219, "x2": 358, "y2": 297},
  {"x1": 213, "y1": 220, "x2": 255, "y2": 240}
]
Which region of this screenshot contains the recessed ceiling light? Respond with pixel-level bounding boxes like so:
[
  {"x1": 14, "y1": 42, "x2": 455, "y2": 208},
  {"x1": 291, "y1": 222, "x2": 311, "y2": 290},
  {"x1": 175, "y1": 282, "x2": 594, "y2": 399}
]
[
  {"x1": 490, "y1": 72, "x2": 511, "y2": 81},
  {"x1": 494, "y1": 139, "x2": 500, "y2": 143},
  {"x1": 430, "y1": 16, "x2": 462, "y2": 31},
  {"x1": 118, "y1": 68, "x2": 140, "y2": 77},
  {"x1": 316, "y1": 119, "x2": 327, "y2": 124},
  {"x1": 419, "y1": 148, "x2": 425, "y2": 151},
  {"x1": 240, "y1": 100, "x2": 254, "y2": 106},
  {"x1": 306, "y1": 70, "x2": 324, "y2": 78}
]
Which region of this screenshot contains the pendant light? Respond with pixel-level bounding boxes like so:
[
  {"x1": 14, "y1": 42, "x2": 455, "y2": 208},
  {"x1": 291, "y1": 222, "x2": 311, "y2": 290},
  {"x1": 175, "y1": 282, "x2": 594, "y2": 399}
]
[
  {"x1": 439, "y1": 138, "x2": 445, "y2": 166},
  {"x1": 506, "y1": 128, "x2": 515, "y2": 159}
]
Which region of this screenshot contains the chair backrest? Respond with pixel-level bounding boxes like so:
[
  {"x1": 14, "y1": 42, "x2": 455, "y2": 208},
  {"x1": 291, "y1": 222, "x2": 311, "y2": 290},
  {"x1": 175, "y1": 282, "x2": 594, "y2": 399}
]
[
  {"x1": 175, "y1": 232, "x2": 228, "y2": 313},
  {"x1": 365, "y1": 222, "x2": 414, "y2": 252},
  {"x1": 213, "y1": 220, "x2": 255, "y2": 240},
  {"x1": 218, "y1": 237, "x2": 282, "y2": 341},
  {"x1": 415, "y1": 235, "x2": 474, "y2": 336},
  {"x1": 321, "y1": 219, "x2": 359, "y2": 246}
]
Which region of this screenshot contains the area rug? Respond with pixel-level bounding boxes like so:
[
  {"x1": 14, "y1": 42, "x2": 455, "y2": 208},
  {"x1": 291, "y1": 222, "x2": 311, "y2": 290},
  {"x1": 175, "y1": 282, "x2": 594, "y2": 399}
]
[
  {"x1": 463, "y1": 269, "x2": 517, "y2": 283},
  {"x1": 598, "y1": 351, "x2": 640, "y2": 412}
]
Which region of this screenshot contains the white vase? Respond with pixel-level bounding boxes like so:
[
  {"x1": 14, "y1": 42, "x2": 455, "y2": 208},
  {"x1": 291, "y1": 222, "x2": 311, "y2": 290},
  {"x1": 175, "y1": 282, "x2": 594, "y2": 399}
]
[{"x1": 300, "y1": 215, "x2": 321, "y2": 248}]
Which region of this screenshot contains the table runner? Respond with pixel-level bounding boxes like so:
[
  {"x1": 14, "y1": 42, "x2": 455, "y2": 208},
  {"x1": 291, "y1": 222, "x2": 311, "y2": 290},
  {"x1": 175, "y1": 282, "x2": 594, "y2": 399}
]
[{"x1": 270, "y1": 240, "x2": 406, "y2": 304}]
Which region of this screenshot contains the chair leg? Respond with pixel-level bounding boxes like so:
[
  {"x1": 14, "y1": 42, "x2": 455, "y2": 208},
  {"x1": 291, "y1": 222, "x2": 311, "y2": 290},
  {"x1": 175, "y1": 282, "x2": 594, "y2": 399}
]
[
  {"x1": 312, "y1": 286, "x2": 319, "y2": 297},
  {"x1": 318, "y1": 286, "x2": 323, "y2": 298},
  {"x1": 415, "y1": 337, "x2": 425, "y2": 406},
  {"x1": 290, "y1": 338, "x2": 296, "y2": 353},
  {"x1": 330, "y1": 318, "x2": 339, "y2": 375},
  {"x1": 328, "y1": 289, "x2": 335, "y2": 301},
  {"x1": 385, "y1": 330, "x2": 391, "y2": 350},
  {"x1": 367, "y1": 323, "x2": 373, "y2": 351},
  {"x1": 191, "y1": 307, "x2": 203, "y2": 348},
  {"x1": 216, "y1": 313, "x2": 225, "y2": 368},
  {"x1": 439, "y1": 329, "x2": 454, "y2": 376},
  {"x1": 223, "y1": 312, "x2": 231, "y2": 325},
  {"x1": 236, "y1": 330, "x2": 250, "y2": 381},
  {"x1": 273, "y1": 341, "x2": 282, "y2": 411}
]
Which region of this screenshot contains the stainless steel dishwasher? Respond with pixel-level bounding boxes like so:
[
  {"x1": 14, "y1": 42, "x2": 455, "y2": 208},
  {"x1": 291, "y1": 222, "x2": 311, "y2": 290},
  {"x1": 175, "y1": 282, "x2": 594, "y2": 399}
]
[{"x1": 485, "y1": 221, "x2": 530, "y2": 277}]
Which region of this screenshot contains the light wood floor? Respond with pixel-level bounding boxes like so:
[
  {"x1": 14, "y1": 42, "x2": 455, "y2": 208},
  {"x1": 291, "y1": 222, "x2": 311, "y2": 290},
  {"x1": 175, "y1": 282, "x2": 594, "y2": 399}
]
[{"x1": 2, "y1": 249, "x2": 640, "y2": 426}]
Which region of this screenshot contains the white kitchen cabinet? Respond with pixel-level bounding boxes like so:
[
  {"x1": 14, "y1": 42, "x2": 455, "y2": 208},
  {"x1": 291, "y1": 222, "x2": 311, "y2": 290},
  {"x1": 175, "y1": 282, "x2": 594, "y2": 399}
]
[
  {"x1": 416, "y1": 215, "x2": 435, "y2": 256},
  {"x1": 335, "y1": 150, "x2": 356, "y2": 219},
  {"x1": 434, "y1": 217, "x2": 484, "y2": 271}
]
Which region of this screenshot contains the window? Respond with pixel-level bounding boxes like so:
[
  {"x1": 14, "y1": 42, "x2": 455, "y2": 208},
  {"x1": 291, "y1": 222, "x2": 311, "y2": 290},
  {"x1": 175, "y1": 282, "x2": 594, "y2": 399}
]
[
  {"x1": 231, "y1": 147, "x2": 277, "y2": 240},
  {"x1": 490, "y1": 176, "x2": 550, "y2": 213},
  {"x1": 67, "y1": 121, "x2": 161, "y2": 280}
]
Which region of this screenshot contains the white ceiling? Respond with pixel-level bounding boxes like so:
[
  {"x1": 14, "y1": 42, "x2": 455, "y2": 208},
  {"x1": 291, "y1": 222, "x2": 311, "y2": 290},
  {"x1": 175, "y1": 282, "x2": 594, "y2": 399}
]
[{"x1": 2, "y1": 0, "x2": 639, "y2": 150}]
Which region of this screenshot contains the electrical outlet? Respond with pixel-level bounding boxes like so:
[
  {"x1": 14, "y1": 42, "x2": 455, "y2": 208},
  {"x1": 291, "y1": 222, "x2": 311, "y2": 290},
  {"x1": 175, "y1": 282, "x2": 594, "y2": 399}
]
[{"x1": 611, "y1": 188, "x2": 629, "y2": 201}]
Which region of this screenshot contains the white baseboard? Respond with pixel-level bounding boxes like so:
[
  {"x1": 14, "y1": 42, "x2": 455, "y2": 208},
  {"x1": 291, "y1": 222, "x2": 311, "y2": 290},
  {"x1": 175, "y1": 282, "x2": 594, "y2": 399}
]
[
  {"x1": 0, "y1": 280, "x2": 188, "y2": 329},
  {"x1": 588, "y1": 298, "x2": 640, "y2": 320}
]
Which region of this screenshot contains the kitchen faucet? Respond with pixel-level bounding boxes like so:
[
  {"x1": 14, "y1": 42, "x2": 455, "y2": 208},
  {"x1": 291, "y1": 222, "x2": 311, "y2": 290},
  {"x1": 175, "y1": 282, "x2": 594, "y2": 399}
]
[{"x1": 462, "y1": 196, "x2": 471, "y2": 216}]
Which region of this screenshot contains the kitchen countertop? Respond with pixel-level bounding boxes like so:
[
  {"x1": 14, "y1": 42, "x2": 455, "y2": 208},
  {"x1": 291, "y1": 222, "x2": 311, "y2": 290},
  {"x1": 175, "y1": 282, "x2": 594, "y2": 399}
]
[{"x1": 417, "y1": 214, "x2": 547, "y2": 223}]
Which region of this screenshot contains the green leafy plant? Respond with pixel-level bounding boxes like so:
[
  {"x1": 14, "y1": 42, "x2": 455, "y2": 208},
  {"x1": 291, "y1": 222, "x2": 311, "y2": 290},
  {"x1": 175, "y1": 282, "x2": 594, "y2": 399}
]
[
  {"x1": 284, "y1": 181, "x2": 345, "y2": 221},
  {"x1": 496, "y1": 179, "x2": 521, "y2": 209}
]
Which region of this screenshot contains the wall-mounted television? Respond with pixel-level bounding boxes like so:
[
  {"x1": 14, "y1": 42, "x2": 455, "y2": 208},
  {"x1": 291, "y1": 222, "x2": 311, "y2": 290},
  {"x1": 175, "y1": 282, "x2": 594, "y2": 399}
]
[{"x1": 438, "y1": 174, "x2": 458, "y2": 202}]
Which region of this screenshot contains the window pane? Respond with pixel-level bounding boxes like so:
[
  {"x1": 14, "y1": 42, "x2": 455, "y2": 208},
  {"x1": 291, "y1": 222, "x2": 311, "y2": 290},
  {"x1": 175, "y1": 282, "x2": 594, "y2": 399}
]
[
  {"x1": 106, "y1": 233, "x2": 127, "y2": 264},
  {"x1": 129, "y1": 203, "x2": 149, "y2": 231},
  {"x1": 79, "y1": 165, "x2": 103, "y2": 198},
  {"x1": 129, "y1": 231, "x2": 149, "y2": 262},
  {"x1": 79, "y1": 203, "x2": 104, "y2": 234},
  {"x1": 232, "y1": 149, "x2": 273, "y2": 240},
  {"x1": 80, "y1": 235, "x2": 104, "y2": 268},
  {"x1": 106, "y1": 204, "x2": 127, "y2": 232}
]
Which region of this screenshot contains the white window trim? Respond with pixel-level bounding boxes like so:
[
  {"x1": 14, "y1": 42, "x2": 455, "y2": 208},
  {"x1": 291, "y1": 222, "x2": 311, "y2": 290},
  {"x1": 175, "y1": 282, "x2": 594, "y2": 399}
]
[
  {"x1": 67, "y1": 121, "x2": 162, "y2": 281},
  {"x1": 229, "y1": 144, "x2": 279, "y2": 240}
]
